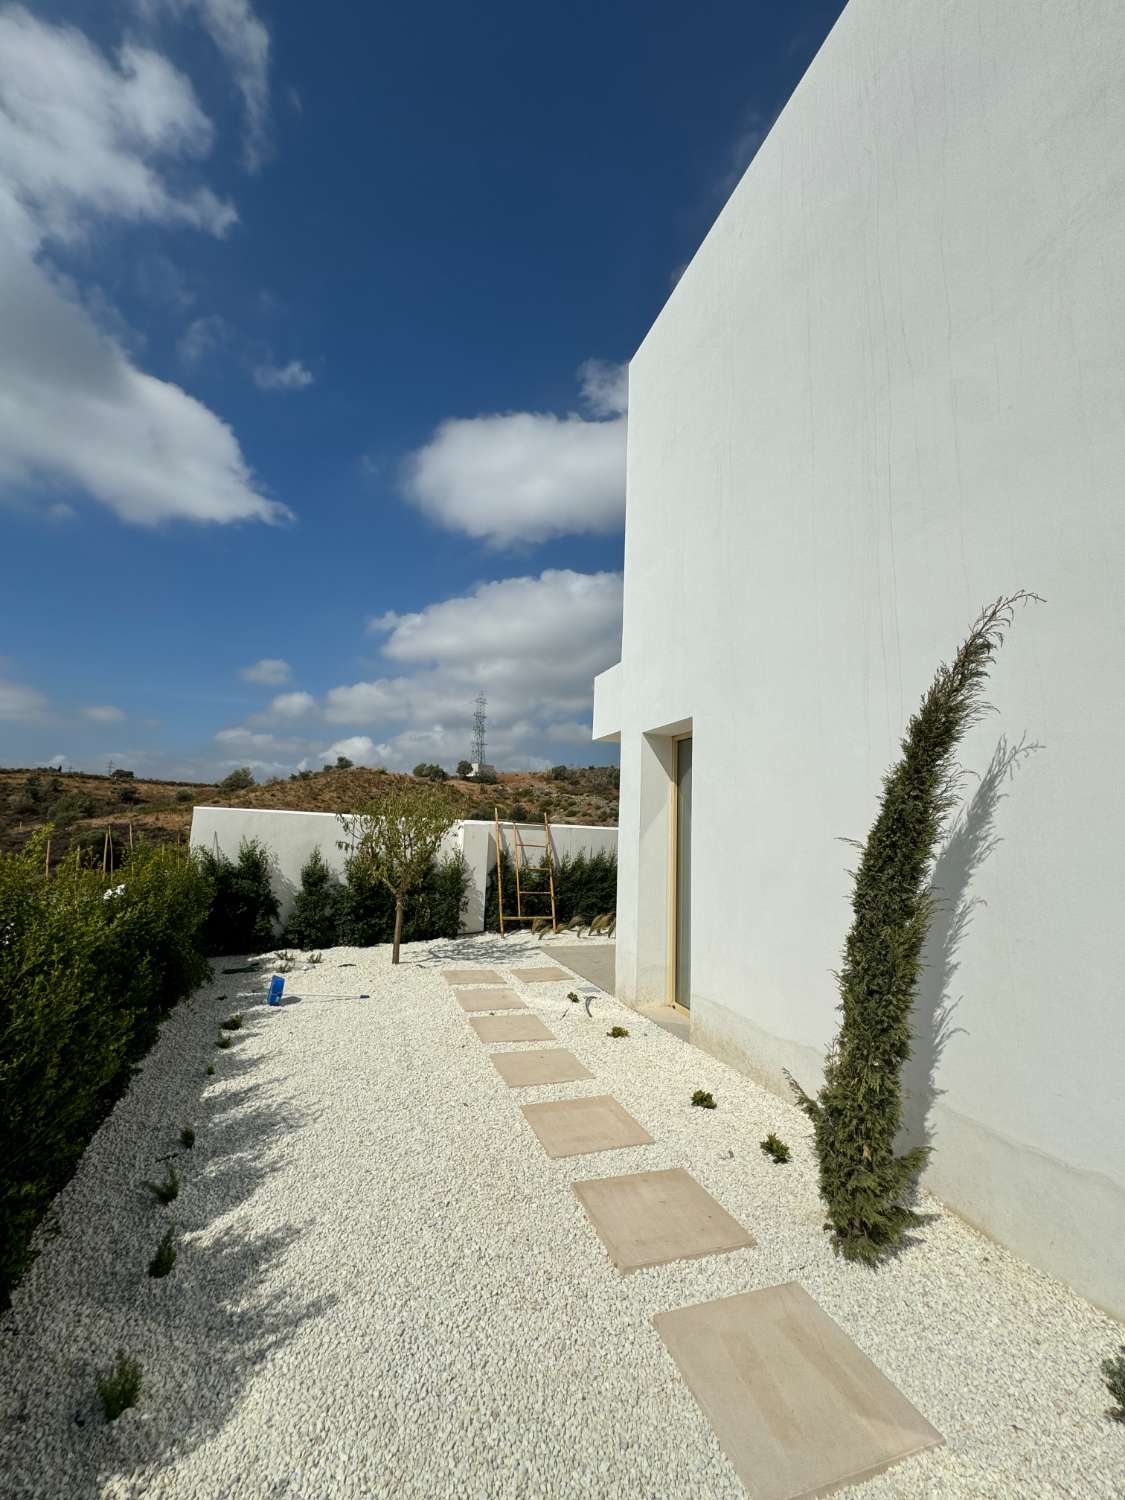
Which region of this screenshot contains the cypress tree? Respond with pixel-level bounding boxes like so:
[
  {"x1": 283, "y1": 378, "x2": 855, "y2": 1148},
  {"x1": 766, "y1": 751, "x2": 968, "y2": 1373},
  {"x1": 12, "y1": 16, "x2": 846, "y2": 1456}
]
[
  {"x1": 788, "y1": 593, "x2": 1037, "y2": 1264},
  {"x1": 284, "y1": 848, "x2": 341, "y2": 949}
]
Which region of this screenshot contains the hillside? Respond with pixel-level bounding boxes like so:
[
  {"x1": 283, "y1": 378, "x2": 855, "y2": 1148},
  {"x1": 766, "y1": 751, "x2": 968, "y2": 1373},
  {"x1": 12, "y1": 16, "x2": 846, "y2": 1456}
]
[{"x1": 0, "y1": 763, "x2": 618, "y2": 871}]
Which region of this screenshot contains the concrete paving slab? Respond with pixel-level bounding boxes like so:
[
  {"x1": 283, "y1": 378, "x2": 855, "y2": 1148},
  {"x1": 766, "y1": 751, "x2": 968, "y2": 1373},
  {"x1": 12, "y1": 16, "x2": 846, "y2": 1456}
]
[
  {"x1": 442, "y1": 969, "x2": 504, "y2": 986},
  {"x1": 510, "y1": 967, "x2": 572, "y2": 984},
  {"x1": 652, "y1": 1282, "x2": 943, "y2": 1500},
  {"x1": 572, "y1": 1167, "x2": 754, "y2": 1273},
  {"x1": 454, "y1": 988, "x2": 528, "y2": 1013},
  {"x1": 520, "y1": 1095, "x2": 653, "y2": 1158},
  {"x1": 469, "y1": 1014, "x2": 557, "y2": 1044},
  {"x1": 541, "y1": 943, "x2": 616, "y2": 994},
  {"x1": 491, "y1": 1049, "x2": 594, "y2": 1088}
]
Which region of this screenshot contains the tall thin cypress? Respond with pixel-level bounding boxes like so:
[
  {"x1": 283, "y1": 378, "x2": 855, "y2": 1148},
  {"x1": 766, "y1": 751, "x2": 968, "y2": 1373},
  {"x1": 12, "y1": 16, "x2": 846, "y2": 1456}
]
[{"x1": 788, "y1": 593, "x2": 1038, "y2": 1264}]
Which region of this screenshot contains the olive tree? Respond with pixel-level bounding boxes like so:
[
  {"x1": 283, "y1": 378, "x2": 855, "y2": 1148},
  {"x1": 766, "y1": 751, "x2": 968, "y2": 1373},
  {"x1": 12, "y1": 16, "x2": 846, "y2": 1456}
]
[{"x1": 340, "y1": 782, "x2": 459, "y2": 964}]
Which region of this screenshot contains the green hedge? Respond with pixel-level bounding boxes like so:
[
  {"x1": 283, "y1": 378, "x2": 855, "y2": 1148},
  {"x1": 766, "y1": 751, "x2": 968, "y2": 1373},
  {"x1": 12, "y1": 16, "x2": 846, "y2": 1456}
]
[
  {"x1": 484, "y1": 848, "x2": 617, "y2": 931},
  {"x1": 0, "y1": 839, "x2": 211, "y2": 1306},
  {"x1": 194, "y1": 838, "x2": 280, "y2": 956},
  {"x1": 340, "y1": 852, "x2": 467, "y2": 945}
]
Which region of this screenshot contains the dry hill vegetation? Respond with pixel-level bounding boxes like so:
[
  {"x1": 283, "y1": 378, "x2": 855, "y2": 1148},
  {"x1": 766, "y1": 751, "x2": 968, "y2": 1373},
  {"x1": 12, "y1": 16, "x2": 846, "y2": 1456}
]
[{"x1": 0, "y1": 763, "x2": 619, "y2": 870}]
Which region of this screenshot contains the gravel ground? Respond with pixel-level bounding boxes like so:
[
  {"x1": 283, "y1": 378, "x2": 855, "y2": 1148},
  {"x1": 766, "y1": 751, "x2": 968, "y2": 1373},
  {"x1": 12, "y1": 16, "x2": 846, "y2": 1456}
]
[{"x1": 2, "y1": 934, "x2": 1122, "y2": 1499}]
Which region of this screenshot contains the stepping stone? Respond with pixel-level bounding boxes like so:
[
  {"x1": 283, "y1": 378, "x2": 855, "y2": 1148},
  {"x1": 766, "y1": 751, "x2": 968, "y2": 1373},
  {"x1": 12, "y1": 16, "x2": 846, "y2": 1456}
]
[
  {"x1": 652, "y1": 1283, "x2": 943, "y2": 1500},
  {"x1": 572, "y1": 1167, "x2": 753, "y2": 1274},
  {"x1": 443, "y1": 969, "x2": 504, "y2": 986},
  {"x1": 521, "y1": 1095, "x2": 653, "y2": 1158},
  {"x1": 491, "y1": 1048, "x2": 594, "y2": 1088},
  {"x1": 454, "y1": 988, "x2": 528, "y2": 1013},
  {"x1": 510, "y1": 967, "x2": 571, "y2": 984},
  {"x1": 469, "y1": 1014, "x2": 556, "y2": 1044}
]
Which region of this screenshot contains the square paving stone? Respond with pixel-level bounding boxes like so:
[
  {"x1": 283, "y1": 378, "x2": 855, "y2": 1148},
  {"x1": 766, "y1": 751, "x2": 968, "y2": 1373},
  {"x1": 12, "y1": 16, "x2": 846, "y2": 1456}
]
[
  {"x1": 469, "y1": 1014, "x2": 556, "y2": 1044},
  {"x1": 521, "y1": 1095, "x2": 653, "y2": 1158},
  {"x1": 443, "y1": 968, "x2": 504, "y2": 986},
  {"x1": 572, "y1": 1167, "x2": 753, "y2": 1273},
  {"x1": 510, "y1": 967, "x2": 572, "y2": 984},
  {"x1": 454, "y1": 988, "x2": 528, "y2": 1013},
  {"x1": 652, "y1": 1282, "x2": 942, "y2": 1500},
  {"x1": 491, "y1": 1048, "x2": 594, "y2": 1088}
]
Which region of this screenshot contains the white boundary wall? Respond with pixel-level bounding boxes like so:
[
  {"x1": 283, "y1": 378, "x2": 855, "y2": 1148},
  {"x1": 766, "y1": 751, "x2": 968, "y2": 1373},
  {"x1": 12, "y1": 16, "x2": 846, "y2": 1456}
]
[
  {"x1": 188, "y1": 807, "x2": 617, "y2": 935},
  {"x1": 595, "y1": 0, "x2": 1125, "y2": 1316}
]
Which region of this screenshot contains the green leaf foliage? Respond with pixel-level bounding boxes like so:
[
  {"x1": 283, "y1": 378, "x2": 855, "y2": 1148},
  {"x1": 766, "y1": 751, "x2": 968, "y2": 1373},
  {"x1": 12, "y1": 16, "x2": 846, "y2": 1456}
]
[
  {"x1": 0, "y1": 839, "x2": 210, "y2": 1306},
  {"x1": 340, "y1": 851, "x2": 467, "y2": 946},
  {"x1": 281, "y1": 848, "x2": 343, "y2": 950},
  {"x1": 1103, "y1": 1347, "x2": 1125, "y2": 1422},
  {"x1": 97, "y1": 1349, "x2": 142, "y2": 1421},
  {"x1": 194, "y1": 838, "x2": 280, "y2": 956},
  {"x1": 787, "y1": 594, "x2": 1037, "y2": 1264},
  {"x1": 484, "y1": 848, "x2": 617, "y2": 931}
]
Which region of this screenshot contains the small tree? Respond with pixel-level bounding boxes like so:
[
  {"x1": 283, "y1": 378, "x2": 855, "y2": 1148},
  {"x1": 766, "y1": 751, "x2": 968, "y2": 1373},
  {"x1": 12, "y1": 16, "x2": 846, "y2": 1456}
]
[
  {"x1": 284, "y1": 848, "x2": 341, "y2": 949},
  {"x1": 341, "y1": 783, "x2": 459, "y2": 963},
  {"x1": 335, "y1": 755, "x2": 354, "y2": 769},
  {"x1": 216, "y1": 767, "x2": 255, "y2": 794},
  {"x1": 412, "y1": 762, "x2": 447, "y2": 782},
  {"x1": 788, "y1": 593, "x2": 1037, "y2": 1264},
  {"x1": 456, "y1": 760, "x2": 472, "y2": 778}
]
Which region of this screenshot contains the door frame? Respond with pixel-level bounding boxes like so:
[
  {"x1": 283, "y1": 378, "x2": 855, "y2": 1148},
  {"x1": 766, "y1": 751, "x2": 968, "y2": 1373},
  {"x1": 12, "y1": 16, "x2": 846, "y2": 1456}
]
[{"x1": 667, "y1": 731, "x2": 692, "y2": 1016}]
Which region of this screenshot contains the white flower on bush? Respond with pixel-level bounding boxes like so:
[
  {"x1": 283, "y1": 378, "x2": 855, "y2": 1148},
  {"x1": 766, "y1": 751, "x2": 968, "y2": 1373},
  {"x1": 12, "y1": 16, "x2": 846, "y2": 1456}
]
[{"x1": 103, "y1": 883, "x2": 126, "y2": 901}]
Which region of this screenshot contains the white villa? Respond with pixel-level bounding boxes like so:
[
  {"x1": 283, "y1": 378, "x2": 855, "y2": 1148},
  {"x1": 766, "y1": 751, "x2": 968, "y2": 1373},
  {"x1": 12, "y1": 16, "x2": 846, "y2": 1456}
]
[{"x1": 594, "y1": 0, "x2": 1125, "y2": 1317}]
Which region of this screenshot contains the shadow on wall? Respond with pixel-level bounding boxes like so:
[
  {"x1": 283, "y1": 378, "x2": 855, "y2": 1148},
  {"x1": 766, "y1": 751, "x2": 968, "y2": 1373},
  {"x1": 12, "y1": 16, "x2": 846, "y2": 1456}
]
[{"x1": 899, "y1": 733, "x2": 1042, "y2": 1159}]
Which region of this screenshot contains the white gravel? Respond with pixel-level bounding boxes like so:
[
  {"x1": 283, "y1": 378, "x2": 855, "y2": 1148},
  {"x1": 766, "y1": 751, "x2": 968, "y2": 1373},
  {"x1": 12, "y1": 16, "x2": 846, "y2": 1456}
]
[{"x1": 2, "y1": 934, "x2": 1122, "y2": 1499}]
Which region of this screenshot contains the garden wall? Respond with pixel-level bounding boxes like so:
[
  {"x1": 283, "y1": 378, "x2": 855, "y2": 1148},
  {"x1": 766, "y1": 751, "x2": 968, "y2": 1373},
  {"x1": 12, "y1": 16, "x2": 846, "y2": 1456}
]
[{"x1": 188, "y1": 808, "x2": 617, "y2": 934}]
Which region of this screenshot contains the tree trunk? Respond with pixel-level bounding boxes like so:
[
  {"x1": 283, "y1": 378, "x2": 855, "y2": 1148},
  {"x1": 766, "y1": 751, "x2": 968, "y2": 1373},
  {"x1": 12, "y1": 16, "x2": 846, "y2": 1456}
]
[{"x1": 392, "y1": 895, "x2": 404, "y2": 964}]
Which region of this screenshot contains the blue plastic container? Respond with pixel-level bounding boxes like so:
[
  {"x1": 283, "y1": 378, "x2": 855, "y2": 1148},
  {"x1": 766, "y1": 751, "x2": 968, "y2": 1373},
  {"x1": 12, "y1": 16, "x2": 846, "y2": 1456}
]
[{"x1": 267, "y1": 975, "x2": 285, "y2": 1007}]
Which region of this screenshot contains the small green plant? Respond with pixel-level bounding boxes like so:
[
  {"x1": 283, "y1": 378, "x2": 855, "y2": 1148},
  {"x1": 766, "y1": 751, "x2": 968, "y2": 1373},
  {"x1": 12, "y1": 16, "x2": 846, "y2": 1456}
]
[
  {"x1": 144, "y1": 1165, "x2": 179, "y2": 1204},
  {"x1": 97, "y1": 1349, "x2": 142, "y2": 1421},
  {"x1": 220, "y1": 1014, "x2": 242, "y2": 1030},
  {"x1": 147, "y1": 1227, "x2": 176, "y2": 1278},
  {"x1": 216, "y1": 1035, "x2": 231, "y2": 1049},
  {"x1": 205, "y1": 1065, "x2": 215, "y2": 1076},
  {"x1": 274, "y1": 951, "x2": 294, "y2": 974},
  {"x1": 760, "y1": 1133, "x2": 791, "y2": 1164},
  {"x1": 1103, "y1": 1347, "x2": 1125, "y2": 1422},
  {"x1": 307, "y1": 951, "x2": 323, "y2": 964},
  {"x1": 691, "y1": 1089, "x2": 716, "y2": 1109},
  {"x1": 179, "y1": 1126, "x2": 195, "y2": 1149},
  {"x1": 607, "y1": 1025, "x2": 629, "y2": 1038},
  {"x1": 567, "y1": 990, "x2": 580, "y2": 1003}
]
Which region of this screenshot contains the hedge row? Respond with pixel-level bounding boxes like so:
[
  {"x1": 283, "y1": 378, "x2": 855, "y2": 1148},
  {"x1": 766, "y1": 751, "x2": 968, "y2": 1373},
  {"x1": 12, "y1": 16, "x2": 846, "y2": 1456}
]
[
  {"x1": 0, "y1": 838, "x2": 211, "y2": 1306},
  {"x1": 483, "y1": 848, "x2": 617, "y2": 931}
]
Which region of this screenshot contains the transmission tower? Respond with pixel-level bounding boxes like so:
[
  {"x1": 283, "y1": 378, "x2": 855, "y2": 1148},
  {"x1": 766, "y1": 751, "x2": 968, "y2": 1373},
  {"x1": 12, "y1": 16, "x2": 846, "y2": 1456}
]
[{"x1": 471, "y1": 693, "x2": 488, "y2": 766}]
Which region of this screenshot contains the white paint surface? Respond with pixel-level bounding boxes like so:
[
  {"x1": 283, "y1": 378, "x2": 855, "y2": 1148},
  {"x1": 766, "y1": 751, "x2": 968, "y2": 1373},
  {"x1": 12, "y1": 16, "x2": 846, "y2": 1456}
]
[
  {"x1": 188, "y1": 808, "x2": 616, "y2": 934},
  {"x1": 599, "y1": 0, "x2": 1125, "y2": 1315}
]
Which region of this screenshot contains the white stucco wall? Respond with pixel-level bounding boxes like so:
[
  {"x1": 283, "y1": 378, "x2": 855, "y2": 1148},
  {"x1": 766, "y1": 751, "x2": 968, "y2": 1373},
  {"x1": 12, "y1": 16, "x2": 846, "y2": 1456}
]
[
  {"x1": 601, "y1": 0, "x2": 1125, "y2": 1316},
  {"x1": 189, "y1": 808, "x2": 617, "y2": 935}
]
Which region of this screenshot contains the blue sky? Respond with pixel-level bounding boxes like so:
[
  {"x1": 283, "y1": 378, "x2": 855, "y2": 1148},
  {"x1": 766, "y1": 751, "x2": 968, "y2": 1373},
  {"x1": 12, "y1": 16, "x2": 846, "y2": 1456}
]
[{"x1": 0, "y1": 0, "x2": 845, "y2": 780}]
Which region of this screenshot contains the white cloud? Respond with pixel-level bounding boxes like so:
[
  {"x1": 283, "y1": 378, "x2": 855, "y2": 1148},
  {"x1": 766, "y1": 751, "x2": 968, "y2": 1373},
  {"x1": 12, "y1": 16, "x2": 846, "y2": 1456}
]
[
  {"x1": 177, "y1": 313, "x2": 228, "y2": 363},
  {"x1": 269, "y1": 690, "x2": 316, "y2": 718},
  {"x1": 401, "y1": 365, "x2": 627, "y2": 546},
  {"x1": 577, "y1": 359, "x2": 628, "y2": 419},
  {"x1": 0, "y1": 8, "x2": 286, "y2": 528},
  {"x1": 320, "y1": 569, "x2": 623, "y2": 769},
  {"x1": 83, "y1": 704, "x2": 126, "y2": 722},
  {"x1": 0, "y1": 675, "x2": 48, "y2": 722},
  {"x1": 318, "y1": 736, "x2": 386, "y2": 767},
  {"x1": 253, "y1": 358, "x2": 314, "y2": 391},
  {"x1": 241, "y1": 657, "x2": 291, "y2": 684},
  {"x1": 140, "y1": 0, "x2": 271, "y2": 170},
  {"x1": 215, "y1": 726, "x2": 276, "y2": 748}
]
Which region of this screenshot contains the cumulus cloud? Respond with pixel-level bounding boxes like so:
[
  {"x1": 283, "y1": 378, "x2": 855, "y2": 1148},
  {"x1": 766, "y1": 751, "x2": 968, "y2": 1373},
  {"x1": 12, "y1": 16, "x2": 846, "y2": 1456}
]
[
  {"x1": 177, "y1": 313, "x2": 229, "y2": 363},
  {"x1": 269, "y1": 690, "x2": 316, "y2": 718},
  {"x1": 139, "y1": 0, "x2": 271, "y2": 170},
  {"x1": 318, "y1": 735, "x2": 387, "y2": 767},
  {"x1": 0, "y1": 675, "x2": 48, "y2": 722},
  {"x1": 83, "y1": 704, "x2": 126, "y2": 722},
  {"x1": 215, "y1": 726, "x2": 278, "y2": 748},
  {"x1": 253, "y1": 358, "x2": 314, "y2": 391},
  {"x1": 319, "y1": 569, "x2": 622, "y2": 769},
  {"x1": 0, "y1": 7, "x2": 285, "y2": 527},
  {"x1": 401, "y1": 363, "x2": 627, "y2": 546},
  {"x1": 240, "y1": 657, "x2": 290, "y2": 684}
]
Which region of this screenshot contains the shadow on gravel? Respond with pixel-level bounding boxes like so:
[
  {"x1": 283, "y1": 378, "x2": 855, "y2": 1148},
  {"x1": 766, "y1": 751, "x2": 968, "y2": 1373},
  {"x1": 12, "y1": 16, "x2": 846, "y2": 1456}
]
[
  {"x1": 418, "y1": 934, "x2": 539, "y2": 968},
  {"x1": 0, "y1": 1001, "x2": 335, "y2": 1499}
]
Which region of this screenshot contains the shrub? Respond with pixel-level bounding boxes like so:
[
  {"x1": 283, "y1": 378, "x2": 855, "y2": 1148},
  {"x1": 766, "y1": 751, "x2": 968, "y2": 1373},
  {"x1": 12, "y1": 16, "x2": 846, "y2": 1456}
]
[
  {"x1": 116, "y1": 783, "x2": 139, "y2": 805},
  {"x1": 110, "y1": 769, "x2": 135, "y2": 782},
  {"x1": 341, "y1": 850, "x2": 467, "y2": 950},
  {"x1": 70, "y1": 827, "x2": 128, "y2": 872},
  {"x1": 549, "y1": 765, "x2": 570, "y2": 781},
  {"x1": 174, "y1": 788, "x2": 193, "y2": 803},
  {"x1": 8, "y1": 790, "x2": 35, "y2": 815},
  {"x1": 1103, "y1": 1348, "x2": 1125, "y2": 1422},
  {"x1": 195, "y1": 838, "x2": 279, "y2": 955},
  {"x1": 216, "y1": 1035, "x2": 231, "y2": 1049},
  {"x1": 0, "y1": 840, "x2": 210, "y2": 1305},
  {"x1": 484, "y1": 847, "x2": 617, "y2": 931},
  {"x1": 179, "y1": 1126, "x2": 195, "y2": 1148},
  {"x1": 788, "y1": 595, "x2": 1036, "y2": 1264},
  {"x1": 760, "y1": 1133, "x2": 791, "y2": 1164},
  {"x1": 282, "y1": 848, "x2": 342, "y2": 950},
  {"x1": 220, "y1": 1014, "x2": 242, "y2": 1030},
  {"x1": 607, "y1": 1025, "x2": 629, "y2": 1038},
  {"x1": 145, "y1": 1165, "x2": 178, "y2": 1204},
  {"x1": 456, "y1": 760, "x2": 472, "y2": 778},
  {"x1": 216, "y1": 767, "x2": 255, "y2": 794},
  {"x1": 412, "y1": 762, "x2": 447, "y2": 782},
  {"x1": 50, "y1": 791, "x2": 95, "y2": 826},
  {"x1": 97, "y1": 1350, "x2": 142, "y2": 1420},
  {"x1": 334, "y1": 755, "x2": 354, "y2": 769},
  {"x1": 206, "y1": 1065, "x2": 215, "y2": 1076},
  {"x1": 147, "y1": 1227, "x2": 176, "y2": 1278},
  {"x1": 508, "y1": 803, "x2": 530, "y2": 823},
  {"x1": 691, "y1": 1090, "x2": 716, "y2": 1109}
]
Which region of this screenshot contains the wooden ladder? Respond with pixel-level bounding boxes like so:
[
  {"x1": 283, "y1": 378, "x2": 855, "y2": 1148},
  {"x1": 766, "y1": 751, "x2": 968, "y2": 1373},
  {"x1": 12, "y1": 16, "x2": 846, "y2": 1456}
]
[{"x1": 494, "y1": 809, "x2": 558, "y2": 936}]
